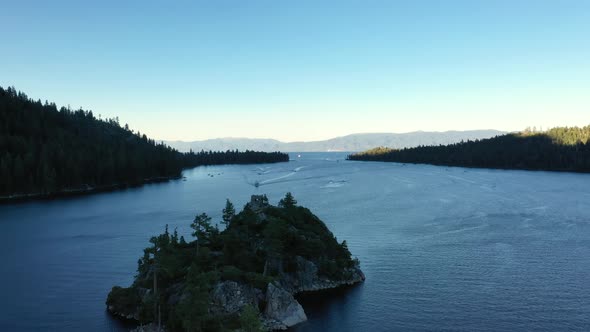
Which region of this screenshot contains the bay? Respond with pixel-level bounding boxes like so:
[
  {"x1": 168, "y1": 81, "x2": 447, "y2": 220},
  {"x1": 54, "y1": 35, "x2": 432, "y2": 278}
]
[{"x1": 1, "y1": 153, "x2": 589, "y2": 331}]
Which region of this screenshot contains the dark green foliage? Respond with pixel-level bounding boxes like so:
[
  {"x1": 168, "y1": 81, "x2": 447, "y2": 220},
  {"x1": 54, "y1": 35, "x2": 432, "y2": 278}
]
[
  {"x1": 172, "y1": 267, "x2": 215, "y2": 332},
  {"x1": 221, "y1": 199, "x2": 235, "y2": 227},
  {"x1": 278, "y1": 192, "x2": 297, "y2": 208},
  {"x1": 106, "y1": 286, "x2": 141, "y2": 317},
  {"x1": 348, "y1": 127, "x2": 590, "y2": 173},
  {"x1": 267, "y1": 204, "x2": 354, "y2": 278},
  {"x1": 183, "y1": 149, "x2": 289, "y2": 167},
  {"x1": 220, "y1": 266, "x2": 273, "y2": 289},
  {"x1": 0, "y1": 86, "x2": 182, "y2": 196},
  {"x1": 240, "y1": 305, "x2": 264, "y2": 332},
  {"x1": 108, "y1": 194, "x2": 356, "y2": 331},
  {"x1": 220, "y1": 265, "x2": 245, "y2": 281},
  {"x1": 191, "y1": 213, "x2": 218, "y2": 242},
  {"x1": 0, "y1": 86, "x2": 289, "y2": 198}
]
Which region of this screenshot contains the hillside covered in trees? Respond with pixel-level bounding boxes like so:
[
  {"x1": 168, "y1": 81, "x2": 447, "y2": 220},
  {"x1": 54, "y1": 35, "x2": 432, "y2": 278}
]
[
  {"x1": 347, "y1": 126, "x2": 590, "y2": 173},
  {"x1": 0, "y1": 86, "x2": 288, "y2": 199},
  {"x1": 107, "y1": 193, "x2": 364, "y2": 331},
  {"x1": 183, "y1": 150, "x2": 288, "y2": 166}
]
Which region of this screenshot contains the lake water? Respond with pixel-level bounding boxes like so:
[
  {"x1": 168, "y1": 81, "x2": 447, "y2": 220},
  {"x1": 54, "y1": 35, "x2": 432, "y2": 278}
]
[{"x1": 1, "y1": 153, "x2": 590, "y2": 331}]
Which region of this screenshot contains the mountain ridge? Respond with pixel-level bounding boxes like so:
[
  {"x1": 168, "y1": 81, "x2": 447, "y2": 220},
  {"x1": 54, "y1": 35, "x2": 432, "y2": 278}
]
[{"x1": 165, "y1": 130, "x2": 506, "y2": 152}]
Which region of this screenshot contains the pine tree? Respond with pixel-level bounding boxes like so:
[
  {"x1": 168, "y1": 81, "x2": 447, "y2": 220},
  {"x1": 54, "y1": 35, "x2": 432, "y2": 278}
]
[
  {"x1": 279, "y1": 192, "x2": 297, "y2": 208},
  {"x1": 240, "y1": 305, "x2": 264, "y2": 332},
  {"x1": 222, "y1": 199, "x2": 236, "y2": 227}
]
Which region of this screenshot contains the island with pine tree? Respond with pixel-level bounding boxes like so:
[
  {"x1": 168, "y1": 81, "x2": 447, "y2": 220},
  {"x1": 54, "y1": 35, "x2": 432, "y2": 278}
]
[{"x1": 106, "y1": 193, "x2": 364, "y2": 331}]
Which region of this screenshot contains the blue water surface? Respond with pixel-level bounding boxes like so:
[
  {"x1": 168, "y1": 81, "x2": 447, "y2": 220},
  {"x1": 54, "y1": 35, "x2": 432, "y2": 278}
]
[{"x1": 1, "y1": 153, "x2": 589, "y2": 331}]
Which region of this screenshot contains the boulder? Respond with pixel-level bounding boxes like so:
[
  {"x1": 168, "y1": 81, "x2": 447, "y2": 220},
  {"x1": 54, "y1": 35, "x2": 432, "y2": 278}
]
[
  {"x1": 210, "y1": 281, "x2": 261, "y2": 315},
  {"x1": 263, "y1": 283, "x2": 307, "y2": 329}
]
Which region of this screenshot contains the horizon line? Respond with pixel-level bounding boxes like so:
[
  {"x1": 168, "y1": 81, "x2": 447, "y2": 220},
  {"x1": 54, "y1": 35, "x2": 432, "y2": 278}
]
[{"x1": 161, "y1": 129, "x2": 508, "y2": 144}]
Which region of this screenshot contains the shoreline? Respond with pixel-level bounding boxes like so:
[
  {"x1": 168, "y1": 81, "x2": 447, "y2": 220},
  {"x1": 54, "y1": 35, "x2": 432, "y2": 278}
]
[
  {"x1": 0, "y1": 175, "x2": 181, "y2": 204},
  {"x1": 347, "y1": 159, "x2": 590, "y2": 175},
  {"x1": 0, "y1": 159, "x2": 291, "y2": 205}
]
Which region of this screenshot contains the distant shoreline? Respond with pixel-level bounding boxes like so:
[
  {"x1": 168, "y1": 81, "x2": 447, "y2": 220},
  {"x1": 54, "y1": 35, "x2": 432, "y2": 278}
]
[{"x1": 348, "y1": 159, "x2": 590, "y2": 175}]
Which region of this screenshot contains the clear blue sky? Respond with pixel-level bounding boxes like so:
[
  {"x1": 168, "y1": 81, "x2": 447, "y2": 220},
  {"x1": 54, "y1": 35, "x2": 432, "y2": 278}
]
[{"x1": 1, "y1": 1, "x2": 589, "y2": 141}]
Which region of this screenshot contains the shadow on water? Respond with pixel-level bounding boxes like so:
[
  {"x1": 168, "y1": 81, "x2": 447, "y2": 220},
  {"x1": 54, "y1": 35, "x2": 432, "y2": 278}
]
[
  {"x1": 104, "y1": 309, "x2": 139, "y2": 332},
  {"x1": 289, "y1": 283, "x2": 364, "y2": 332}
]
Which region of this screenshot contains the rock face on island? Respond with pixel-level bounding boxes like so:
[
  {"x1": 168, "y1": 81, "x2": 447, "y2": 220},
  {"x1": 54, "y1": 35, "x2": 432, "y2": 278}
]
[
  {"x1": 264, "y1": 283, "x2": 307, "y2": 330},
  {"x1": 106, "y1": 193, "x2": 364, "y2": 331}
]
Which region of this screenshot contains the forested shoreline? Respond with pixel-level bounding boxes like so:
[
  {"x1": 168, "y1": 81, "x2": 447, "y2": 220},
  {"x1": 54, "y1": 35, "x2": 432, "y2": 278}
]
[
  {"x1": 0, "y1": 86, "x2": 288, "y2": 200},
  {"x1": 348, "y1": 127, "x2": 590, "y2": 173}
]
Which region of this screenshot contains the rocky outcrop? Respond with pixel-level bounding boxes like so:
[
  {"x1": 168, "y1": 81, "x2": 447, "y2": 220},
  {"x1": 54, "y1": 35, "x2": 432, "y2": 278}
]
[
  {"x1": 261, "y1": 256, "x2": 364, "y2": 330},
  {"x1": 279, "y1": 256, "x2": 365, "y2": 293},
  {"x1": 107, "y1": 304, "x2": 140, "y2": 321},
  {"x1": 130, "y1": 323, "x2": 166, "y2": 332},
  {"x1": 263, "y1": 283, "x2": 307, "y2": 330},
  {"x1": 106, "y1": 286, "x2": 149, "y2": 321},
  {"x1": 209, "y1": 281, "x2": 262, "y2": 315},
  {"x1": 107, "y1": 260, "x2": 364, "y2": 331}
]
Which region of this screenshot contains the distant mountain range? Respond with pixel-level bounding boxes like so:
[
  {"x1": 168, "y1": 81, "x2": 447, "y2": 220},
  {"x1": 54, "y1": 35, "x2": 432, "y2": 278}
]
[{"x1": 166, "y1": 130, "x2": 506, "y2": 152}]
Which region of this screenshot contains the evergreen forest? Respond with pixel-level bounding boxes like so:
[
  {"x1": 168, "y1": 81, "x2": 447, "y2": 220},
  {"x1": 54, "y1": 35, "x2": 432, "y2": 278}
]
[
  {"x1": 0, "y1": 86, "x2": 288, "y2": 197},
  {"x1": 348, "y1": 127, "x2": 590, "y2": 173}
]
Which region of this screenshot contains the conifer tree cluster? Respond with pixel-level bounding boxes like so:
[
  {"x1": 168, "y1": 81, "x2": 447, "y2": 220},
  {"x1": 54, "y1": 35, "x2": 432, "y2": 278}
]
[
  {"x1": 348, "y1": 127, "x2": 590, "y2": 173},
  {"x1": 0, "y1": 86, "x2": 288, "y2": 197}
]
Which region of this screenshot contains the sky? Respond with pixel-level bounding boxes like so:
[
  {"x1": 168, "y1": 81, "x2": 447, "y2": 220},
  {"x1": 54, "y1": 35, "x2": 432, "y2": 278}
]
[{"x1": 1, "y1": 1, "x2": 589, "y2": 142}]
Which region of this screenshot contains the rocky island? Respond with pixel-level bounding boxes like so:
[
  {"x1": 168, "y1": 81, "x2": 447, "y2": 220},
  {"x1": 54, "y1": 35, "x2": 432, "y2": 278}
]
[{"x1": 107, "y1": 193, "x2": 364, "y2": 331}]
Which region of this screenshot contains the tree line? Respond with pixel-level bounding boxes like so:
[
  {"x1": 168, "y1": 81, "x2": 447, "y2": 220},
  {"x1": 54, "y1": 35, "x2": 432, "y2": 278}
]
[
  {"x1": 0, "y1": 86, "x2": 288, "y2": 197},
  {"x1": 347, "y1": 127, "x2": 590, "y2": 173},
  {"x1": 183, "y1": 149, "x2": 288, "y2": 167}
]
